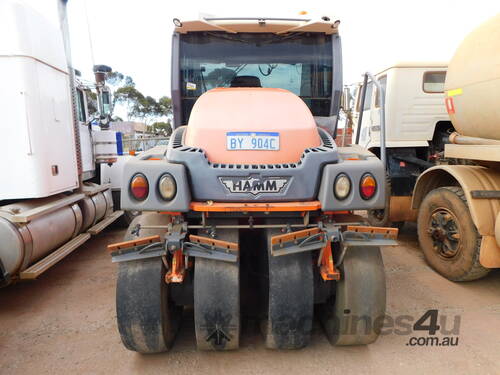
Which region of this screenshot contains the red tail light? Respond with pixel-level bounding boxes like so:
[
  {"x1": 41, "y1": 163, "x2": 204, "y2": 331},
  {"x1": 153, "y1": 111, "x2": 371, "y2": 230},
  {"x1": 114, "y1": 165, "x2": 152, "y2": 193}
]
[
  {"x1": 130, "y1": 174, "x2": 148, "y2": 200},
  {"x1": 360, "y1": 174, "x2": 377, "y2": 200}
]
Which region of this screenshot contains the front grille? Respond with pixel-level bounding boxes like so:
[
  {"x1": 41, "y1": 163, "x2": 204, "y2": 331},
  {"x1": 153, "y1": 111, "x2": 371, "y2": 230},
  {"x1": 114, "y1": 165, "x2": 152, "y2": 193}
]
[{"x1": 169, "y1": 127, "x2": 336, "y2": 170}]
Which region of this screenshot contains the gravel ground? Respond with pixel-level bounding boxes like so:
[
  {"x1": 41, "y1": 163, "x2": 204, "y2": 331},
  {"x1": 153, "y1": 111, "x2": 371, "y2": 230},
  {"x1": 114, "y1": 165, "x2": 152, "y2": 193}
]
[{"x1": 1, "y1": 223, "x2": 499, "y2": 375}]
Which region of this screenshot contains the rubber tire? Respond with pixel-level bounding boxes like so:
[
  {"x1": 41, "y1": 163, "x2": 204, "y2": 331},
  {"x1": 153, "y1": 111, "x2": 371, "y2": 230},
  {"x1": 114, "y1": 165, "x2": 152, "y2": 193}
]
[
  {"x1": 112, "y1": 190, "x2": 140, "y2": 228},
  {"x1": 118, "y1": 210, "x2": 141, "y2": 228},
  {"x1": 116, "y1": 213, "x2": 181, "y2": 353},
  {"x1": 263, "y1": 227, "x2": 314, "y2": 349},
  {"x1": 367, "y1": 174, "x2": 393, "y2": 227},
  {"x1": 194, "y1": 226, "x2": 240, "y2": 351},
  {"x1": 123, "y1": 212, "x2": 171, "y2": 241},
  {"x1": 417, "y1": 186, "x2": 489, "y2": 281},
  {"x1": 194, "y1": 257, "x2": 240, "y2": 350},
  {"x1": 320, "y1": 246, "x2": 386, "y2": 346}
]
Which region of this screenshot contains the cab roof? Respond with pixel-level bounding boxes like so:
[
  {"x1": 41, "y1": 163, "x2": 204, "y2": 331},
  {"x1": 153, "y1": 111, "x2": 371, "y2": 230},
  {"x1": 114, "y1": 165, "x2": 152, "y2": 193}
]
[
  {"x1": 376, "y1": 61, "x2": 448, "y2": 75},
  {"x1": 173, "y1": 16, "x2": 340, "y2": 35}
]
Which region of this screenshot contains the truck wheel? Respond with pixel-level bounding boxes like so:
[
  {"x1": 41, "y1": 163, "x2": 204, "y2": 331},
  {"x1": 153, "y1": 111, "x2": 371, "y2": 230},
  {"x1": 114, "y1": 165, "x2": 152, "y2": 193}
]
[
  {"x1": 367, "y1": 175, "x2": 403, "y2": 228},
  {"x1": 320, "y1": 246, "x2": 386, "y2": 346},
  {"x1": 116, "y1": 213, "x2": 181, "y2": 353},
  {"x1": 417, "y1": 186, "x2": 489, "y2": 281}
]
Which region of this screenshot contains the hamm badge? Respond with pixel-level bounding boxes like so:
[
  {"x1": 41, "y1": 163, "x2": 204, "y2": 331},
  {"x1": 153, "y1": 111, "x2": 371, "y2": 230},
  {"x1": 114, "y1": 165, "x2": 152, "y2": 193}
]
[{"x1": 220, "y1": 175, "x2": 290, "y2": 195}]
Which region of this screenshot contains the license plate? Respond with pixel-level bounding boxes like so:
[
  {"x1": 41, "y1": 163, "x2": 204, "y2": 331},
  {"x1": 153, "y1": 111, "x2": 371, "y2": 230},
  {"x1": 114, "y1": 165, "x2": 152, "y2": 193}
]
[{"x1": 226, "y1": 132, "x2": 280, "y2": 151}]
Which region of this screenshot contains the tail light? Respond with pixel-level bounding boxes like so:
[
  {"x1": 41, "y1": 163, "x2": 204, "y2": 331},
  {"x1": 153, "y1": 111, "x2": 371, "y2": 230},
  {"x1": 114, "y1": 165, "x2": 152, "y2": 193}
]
[
  {"x1": 360, "y1": 173, "x2": 377, "y2": 200},
  {"x1": 130, "y1": 174, "x2": 148, "y2": 200}
]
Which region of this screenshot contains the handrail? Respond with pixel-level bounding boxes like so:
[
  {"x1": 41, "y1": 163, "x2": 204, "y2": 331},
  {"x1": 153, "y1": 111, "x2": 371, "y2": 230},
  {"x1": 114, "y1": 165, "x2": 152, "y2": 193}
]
[{"x1": 355, "y1": 72, "x2": 387, "y2": 169}]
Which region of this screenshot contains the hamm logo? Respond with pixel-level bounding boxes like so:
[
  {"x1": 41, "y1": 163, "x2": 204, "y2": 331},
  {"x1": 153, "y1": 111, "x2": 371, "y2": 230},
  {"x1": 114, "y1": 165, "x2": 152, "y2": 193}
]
[{"x1": 220, "y1": 175, "x2": 290, "y2": 195}]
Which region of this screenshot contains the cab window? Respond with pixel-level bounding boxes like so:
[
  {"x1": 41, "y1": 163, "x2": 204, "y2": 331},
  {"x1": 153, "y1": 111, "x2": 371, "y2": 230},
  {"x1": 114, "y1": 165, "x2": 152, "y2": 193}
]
[
  {"x1": 423, "y1": 71, "x2": 446, "y2": 93},
  {"x1": 76, "y1": 89, "x2": 86, "y2": 122}
]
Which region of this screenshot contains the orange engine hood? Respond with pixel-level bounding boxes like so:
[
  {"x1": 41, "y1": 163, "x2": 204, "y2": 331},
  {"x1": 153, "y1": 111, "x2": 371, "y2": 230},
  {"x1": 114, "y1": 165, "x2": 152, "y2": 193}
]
[{"x1": 183, "y1": 88, "x2": 322, "y2": 164}]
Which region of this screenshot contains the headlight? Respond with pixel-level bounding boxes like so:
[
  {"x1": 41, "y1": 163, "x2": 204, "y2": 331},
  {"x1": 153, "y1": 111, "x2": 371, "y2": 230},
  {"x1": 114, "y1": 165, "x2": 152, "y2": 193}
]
[
  {"x1": 334, "y1": 173, "x2": 351, "y2": 200},
  {"x1": 158, "y1": 173, "x2": 177, "y2": 201},
  {"x1": 130, "y1": 173, "x2": 148, "y2": 201},
  {"x1": 360, "y1": 173, "x2": 377, "y2": 200}
]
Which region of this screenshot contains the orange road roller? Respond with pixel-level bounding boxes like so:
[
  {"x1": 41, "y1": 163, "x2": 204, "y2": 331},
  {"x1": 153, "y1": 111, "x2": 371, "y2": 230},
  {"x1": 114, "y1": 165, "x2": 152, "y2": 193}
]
[{"x1": 108, "y1": 15, "x2": 397, "y2": 353}]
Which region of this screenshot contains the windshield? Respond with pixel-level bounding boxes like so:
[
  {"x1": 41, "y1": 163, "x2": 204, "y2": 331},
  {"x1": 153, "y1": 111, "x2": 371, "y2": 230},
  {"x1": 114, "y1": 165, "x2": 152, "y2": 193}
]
[{"x1": 178, "y1": 32, "x2": 333, "y2": 124}]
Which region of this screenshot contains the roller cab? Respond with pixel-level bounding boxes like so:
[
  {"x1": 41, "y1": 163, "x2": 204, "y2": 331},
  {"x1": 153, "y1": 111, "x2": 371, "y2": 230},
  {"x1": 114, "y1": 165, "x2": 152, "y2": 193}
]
[{"x1": 111, "y1": 16, "x2": 396, "y2": 353}]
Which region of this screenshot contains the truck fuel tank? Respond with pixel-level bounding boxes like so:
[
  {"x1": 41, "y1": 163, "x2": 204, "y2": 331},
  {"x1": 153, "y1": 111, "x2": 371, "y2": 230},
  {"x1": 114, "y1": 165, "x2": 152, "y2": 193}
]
[{"x1": 0, "y1": 195, "x2": 83, "y2": 277}]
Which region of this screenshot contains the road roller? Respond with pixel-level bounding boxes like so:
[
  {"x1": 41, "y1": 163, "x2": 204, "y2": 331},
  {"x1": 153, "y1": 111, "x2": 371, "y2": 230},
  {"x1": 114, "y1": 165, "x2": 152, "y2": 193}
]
[{"x1": 109, "y1": 15, "x2": 397, "y2": 353}]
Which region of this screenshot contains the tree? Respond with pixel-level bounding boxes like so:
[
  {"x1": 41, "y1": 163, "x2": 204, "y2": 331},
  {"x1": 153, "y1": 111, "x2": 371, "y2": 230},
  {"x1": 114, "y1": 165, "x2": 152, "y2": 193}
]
[
  {"x1": 151, "y1": 121, "x2": 172, "y2": 136},
  {"x1": 109, "y1": 71, "x2": 172, "y2": 126},
  {"x1": 106, "y1": 72, "x2": 135, "y2": 90}
]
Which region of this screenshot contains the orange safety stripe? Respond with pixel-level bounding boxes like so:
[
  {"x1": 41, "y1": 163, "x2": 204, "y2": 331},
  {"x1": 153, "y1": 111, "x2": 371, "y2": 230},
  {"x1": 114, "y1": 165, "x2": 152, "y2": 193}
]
[{"x1": 190, "y1": 201, "x2": 322, "y2": 212}]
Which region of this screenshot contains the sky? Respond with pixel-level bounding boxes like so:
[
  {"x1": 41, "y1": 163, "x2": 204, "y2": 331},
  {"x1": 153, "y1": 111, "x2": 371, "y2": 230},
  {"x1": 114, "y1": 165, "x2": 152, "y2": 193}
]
[{"x1": 21, "y1": 0, "x2": 500, "y2": 101}]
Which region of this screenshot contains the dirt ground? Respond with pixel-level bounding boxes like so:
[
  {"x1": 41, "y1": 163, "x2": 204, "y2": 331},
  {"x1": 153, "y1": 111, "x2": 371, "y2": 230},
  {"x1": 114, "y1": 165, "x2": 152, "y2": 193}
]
[{"x1": 1, "y1": 223, "x2": 499, "y2": 375}]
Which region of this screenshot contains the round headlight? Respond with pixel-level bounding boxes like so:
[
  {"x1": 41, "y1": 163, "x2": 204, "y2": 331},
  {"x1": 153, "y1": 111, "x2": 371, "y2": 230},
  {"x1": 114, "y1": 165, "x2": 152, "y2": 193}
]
[
  {"x1": 158, "y1": 173, "x2": 177, "y2": 201},
  {"x1": 334, "y1": 173, "x2": 351, "y2": 200},
  {"x1": 360, "y1": 173, "x2": 377, "y2": 200},
  {"x1": 130, "y1": 173, "x2": 148, "y2": 201}
]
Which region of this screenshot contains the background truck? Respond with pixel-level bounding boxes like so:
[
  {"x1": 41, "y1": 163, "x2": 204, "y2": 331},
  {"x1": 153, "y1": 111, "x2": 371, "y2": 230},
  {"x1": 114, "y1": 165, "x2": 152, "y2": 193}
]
[
  {"x1": 109, "y1": 16, "x2": 397, "y2": 354},
  {"x1": 0, "y1": 0, "x2": 123, "y2": 286},
  {"x1": 350, "y1": 62, "x2": 452, "y2": 227},
  {"x1": 411, "y1": 14, "x2": 500, "y2": 281}
]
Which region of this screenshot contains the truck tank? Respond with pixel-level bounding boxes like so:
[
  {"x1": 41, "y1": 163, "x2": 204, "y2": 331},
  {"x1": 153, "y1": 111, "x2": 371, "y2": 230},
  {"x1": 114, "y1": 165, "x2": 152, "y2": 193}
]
[
  {"x1": 0, "y1": 190, "x2": 113, "y2": 278},
  {"x1": 444, "y1": 14, "x2": 500, "y2": 140}
]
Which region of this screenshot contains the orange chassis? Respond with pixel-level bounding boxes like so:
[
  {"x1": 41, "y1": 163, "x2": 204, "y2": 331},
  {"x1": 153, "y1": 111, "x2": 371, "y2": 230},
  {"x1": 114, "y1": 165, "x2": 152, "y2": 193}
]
[{"x1": 108, "y1": 200, "x2": 398, "y2": 284}]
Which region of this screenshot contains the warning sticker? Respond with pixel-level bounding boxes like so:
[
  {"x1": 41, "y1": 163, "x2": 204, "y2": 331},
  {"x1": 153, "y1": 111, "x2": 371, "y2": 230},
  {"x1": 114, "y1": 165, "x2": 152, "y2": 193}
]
[
  {"x1": 186, "y1": 82, "x2": 197, "y2": 91},
  {"x1": 447, "y1": 88, "x2": 463, "y2": 97},
  {"x1": 445, "y1": 97, "x2": 455, "y2": 114}
]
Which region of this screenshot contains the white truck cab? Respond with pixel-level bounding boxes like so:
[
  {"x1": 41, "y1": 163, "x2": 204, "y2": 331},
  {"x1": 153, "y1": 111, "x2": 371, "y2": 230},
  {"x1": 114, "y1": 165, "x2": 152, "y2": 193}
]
[
  {"x1": 0, "y1": 0, "x2": 124, "y2": 286},
  {"x1": 351, "y1": 62, "x2": 454, "y2": 225},
  {"x1": 354, "y1": 62, "x2": 449, "y2": 149}
]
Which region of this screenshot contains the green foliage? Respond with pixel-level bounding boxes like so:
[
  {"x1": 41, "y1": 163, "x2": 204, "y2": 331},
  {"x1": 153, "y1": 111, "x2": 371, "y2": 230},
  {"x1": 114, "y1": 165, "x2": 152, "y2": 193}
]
[
  {"x1": 150, "y1": 121, "x2": 172, "y2": 136},
  {"x1": 106, "y1": 72, "x2": 135, "y2": 88},
  {"x1": 107, "y1": 71, "x2": 172, "y2": 124}
]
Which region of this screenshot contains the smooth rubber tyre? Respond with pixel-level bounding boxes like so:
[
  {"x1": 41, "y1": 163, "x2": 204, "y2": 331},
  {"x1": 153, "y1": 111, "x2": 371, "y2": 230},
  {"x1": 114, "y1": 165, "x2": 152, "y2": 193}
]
[
  {"x1": 123, "y1": 212, "x2": 171, "y2": 241},
  {"x1": 116, "y1": 257, "x2": 181, "y2": 353},
  {"x1": 194, "y1": 227, "x2": 240, "y2": 350},
  {"x1": 417, "y1": 186, "x2": 489, "y2": 281},
  {"x1": 263, "y1": 228, "x2": 314, "y2": 349},
  {"x1": 116, "y1": 213, "x2": 181, "y2": 353},
  {"x1": 320, "y1": 246, "x2": 386, "y2": 346},
  {"x1": 112, "y1": 190, "x2": 140, "y2": 228}
]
